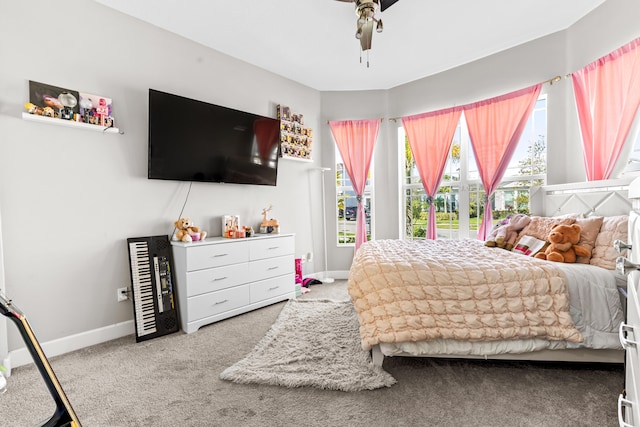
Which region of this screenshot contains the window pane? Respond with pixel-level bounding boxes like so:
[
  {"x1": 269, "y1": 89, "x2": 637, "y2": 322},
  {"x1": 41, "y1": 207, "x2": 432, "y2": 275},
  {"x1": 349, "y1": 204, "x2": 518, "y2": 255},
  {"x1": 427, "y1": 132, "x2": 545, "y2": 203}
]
[
  {"x1": 505, "y1": 98, "x2": 547, "y2": 179},
  {"x1": 335, "y1": 159, "x2": 373, "y2": 246},
  {"x1": 404, "y1": 186, "x2": 427, "y2": 240},
  {"x1": 434, "y1": 185, "x2": 459, "y2": 239}
]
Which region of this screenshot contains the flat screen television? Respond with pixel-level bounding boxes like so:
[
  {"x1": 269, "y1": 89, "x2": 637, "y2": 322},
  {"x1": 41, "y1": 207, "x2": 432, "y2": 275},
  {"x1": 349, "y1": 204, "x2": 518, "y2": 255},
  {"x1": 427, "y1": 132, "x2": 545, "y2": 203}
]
[{"x1": 148, "y1": 89, "x2": 281, "y2": 186}]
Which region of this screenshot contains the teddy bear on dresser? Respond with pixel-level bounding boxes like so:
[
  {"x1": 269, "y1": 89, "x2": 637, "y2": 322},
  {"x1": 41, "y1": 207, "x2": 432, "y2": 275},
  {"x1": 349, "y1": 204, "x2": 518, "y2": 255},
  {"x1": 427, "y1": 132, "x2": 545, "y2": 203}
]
[
  {"x1": 173, "y1": 217, "x2": 207, "y2": 243},
  {"x1": 534, "y1": 223, "x2": 589, "y2": 263},
  {"x1": 485, "y1": 213, "x2": 531, "y2": 251}
]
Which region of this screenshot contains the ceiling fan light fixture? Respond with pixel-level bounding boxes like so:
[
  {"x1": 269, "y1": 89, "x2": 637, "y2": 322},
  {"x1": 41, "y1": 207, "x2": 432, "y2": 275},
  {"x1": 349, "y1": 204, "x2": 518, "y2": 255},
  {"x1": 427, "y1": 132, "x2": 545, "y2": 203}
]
[{"x1": 342, "y1": 0, "x2": 397, "y2": 66}]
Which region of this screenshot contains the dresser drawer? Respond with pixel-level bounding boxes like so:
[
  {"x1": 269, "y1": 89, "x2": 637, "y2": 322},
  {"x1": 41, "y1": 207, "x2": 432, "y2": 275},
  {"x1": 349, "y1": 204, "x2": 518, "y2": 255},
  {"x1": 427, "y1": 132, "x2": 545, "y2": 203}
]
[
  {"x1": 249, "y1": 255, "x2": 294, "y2": 281},
  {"x1": 186, "y1": 240, "x2": 249, "y2": 271},
  {"x1": 249, "y1": 235, "x2": 295, "y2": 261},
  {"x1": 186, "y1": 263, "x2": 251, "y2": 297},
  {"x1": 625, "y1": 348, "x2": 640, "y2": 425},
  {"x1": 187, "y1": 285, "x2": 250, "y2": 322},
  {"x1": 250, "y1": 275, "x2": 294, "y2": 303}
]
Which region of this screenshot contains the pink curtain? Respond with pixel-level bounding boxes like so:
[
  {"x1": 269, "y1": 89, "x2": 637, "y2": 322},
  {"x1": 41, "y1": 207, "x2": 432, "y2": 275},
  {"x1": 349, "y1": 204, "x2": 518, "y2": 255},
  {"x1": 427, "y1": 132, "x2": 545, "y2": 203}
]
[
  {"x1": 572, "y1": 37, "x2": 640, "y2": 181},
  {"x1": 402, "y1": 107, "x2": 462, "y2": 239},
  {"x1": 329, "y1": 119, "x2": 380, "y2": 251},
  {"x1": 463, "y1": 84, "x2": 542, "y2": 240}
]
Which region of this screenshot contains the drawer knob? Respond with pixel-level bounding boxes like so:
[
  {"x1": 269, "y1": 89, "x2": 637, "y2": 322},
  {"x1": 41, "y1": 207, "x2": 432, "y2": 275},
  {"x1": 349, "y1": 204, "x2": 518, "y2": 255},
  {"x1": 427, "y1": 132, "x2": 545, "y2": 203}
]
[
  {"x1": 213, "y1": 299, "x2": 229, "y2": 305},
  {"x1": 268, "y1": 266, "x2": 279, "y2": 271},
  {"x1": 212, "y1": 277, "x2": 228, "y2": 281},
  {"x1": 618, "y1": 393, "x2": 635, "y2": 427},
  {"x1": 619, "y1": 322, "x2": 638, "y2": 349},
  {"x1": 615, "y1": 240, "x2": 632, "y2": 253},
  {"x1": 213, "y1": 254, "x2": 228, "y2": 258},
  {"x1": 617, "y1": 256, "x2": 640, "y2": 275},
  {"x1": 269, "y1": 286, "x2": 280, "y2": 291}
]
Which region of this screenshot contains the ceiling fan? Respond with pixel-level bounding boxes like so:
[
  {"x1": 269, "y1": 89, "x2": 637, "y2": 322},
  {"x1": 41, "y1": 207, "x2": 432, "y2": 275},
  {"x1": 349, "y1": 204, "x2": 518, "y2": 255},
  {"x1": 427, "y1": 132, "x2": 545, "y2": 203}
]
[{"x1": 335, "y1": 0, "x2": 400, "y2": 64}]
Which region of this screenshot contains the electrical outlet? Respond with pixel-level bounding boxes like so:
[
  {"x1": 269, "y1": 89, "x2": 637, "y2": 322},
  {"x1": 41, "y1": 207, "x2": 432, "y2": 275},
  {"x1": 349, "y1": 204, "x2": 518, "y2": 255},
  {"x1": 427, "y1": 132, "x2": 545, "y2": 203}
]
[
  {"x1": 117, "y1": 287, "x2": 128, "y2": 302},
  {"x1": 307, "y1": 252, "x2": 313, "y2": 262}
]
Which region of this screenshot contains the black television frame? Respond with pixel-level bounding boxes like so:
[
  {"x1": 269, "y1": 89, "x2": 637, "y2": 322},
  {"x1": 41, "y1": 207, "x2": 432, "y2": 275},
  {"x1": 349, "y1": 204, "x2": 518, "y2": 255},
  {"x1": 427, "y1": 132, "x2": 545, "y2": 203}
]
[{"x1": 148, "y1": 89, "x2": 281, "y2": 186}]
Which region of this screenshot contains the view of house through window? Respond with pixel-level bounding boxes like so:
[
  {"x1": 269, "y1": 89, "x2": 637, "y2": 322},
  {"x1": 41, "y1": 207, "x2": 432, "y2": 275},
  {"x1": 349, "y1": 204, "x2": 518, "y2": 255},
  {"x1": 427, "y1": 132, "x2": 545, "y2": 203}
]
[
  {"x1": 335, "y1": 156, "x2": 373, "y2": 246},
  {"x1": 400, "y1": 97, "x2": 547, "y2": 240}
]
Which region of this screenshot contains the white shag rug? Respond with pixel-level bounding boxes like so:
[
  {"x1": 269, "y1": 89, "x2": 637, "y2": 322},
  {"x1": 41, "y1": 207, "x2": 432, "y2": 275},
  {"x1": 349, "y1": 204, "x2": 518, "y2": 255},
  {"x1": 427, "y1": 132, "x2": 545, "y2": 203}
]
[{"x1": 220, "y1": 299, "x2": 396, "y2": 392}]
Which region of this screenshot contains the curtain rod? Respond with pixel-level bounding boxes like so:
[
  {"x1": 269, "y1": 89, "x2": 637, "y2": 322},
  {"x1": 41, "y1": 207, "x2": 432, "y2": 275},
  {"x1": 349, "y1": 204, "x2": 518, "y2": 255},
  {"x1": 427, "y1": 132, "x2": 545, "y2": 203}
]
[
  {"x1": 326, "y1": 118, "x2": 384, "y2": 124},
  {"x1": 387, "y1": 74, "x2": 564, "y2": 122}
]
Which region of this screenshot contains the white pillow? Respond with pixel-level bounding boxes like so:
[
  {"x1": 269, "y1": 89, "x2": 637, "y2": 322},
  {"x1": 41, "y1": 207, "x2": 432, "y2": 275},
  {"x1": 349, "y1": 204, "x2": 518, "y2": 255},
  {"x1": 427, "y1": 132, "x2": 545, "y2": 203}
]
[{"x1": 590, "y1": 215, "x2": 628, "y2": 270}]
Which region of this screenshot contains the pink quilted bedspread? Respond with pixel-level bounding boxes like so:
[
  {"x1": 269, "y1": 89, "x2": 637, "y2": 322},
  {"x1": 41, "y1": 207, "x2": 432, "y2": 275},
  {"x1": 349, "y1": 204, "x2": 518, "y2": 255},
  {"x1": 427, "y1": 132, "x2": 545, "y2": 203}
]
[{"x1": 348, "y1": 239, "x2": 584, "y2": 351}]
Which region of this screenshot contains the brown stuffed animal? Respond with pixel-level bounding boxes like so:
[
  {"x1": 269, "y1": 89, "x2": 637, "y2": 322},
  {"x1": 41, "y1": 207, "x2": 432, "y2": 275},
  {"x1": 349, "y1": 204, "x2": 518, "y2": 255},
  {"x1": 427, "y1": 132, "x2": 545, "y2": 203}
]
[
  {"x1": 534, "y1": 223, "x2": 590, "y2": 263},
  {"x1": 174, "y1": 217, "x2": 207, "y2": 243}
]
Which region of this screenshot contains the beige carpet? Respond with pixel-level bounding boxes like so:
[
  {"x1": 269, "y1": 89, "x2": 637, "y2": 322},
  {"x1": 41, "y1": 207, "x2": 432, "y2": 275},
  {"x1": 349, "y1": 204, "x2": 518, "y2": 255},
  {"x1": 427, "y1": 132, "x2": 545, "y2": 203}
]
[
  {"x1": 220, "y1": 299, "x2": 396, "y2": 391},
  {"x1": 0, "y1": 280, "x2": 625, "y2": 426}
]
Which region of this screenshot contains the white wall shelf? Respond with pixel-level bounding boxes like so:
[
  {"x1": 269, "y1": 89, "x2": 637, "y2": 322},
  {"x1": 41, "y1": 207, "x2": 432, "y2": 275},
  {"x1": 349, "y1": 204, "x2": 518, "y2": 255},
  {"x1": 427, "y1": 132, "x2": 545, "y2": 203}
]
[
  {"x1": 21, "y1": 112, "x2": 123, "y2": 134},
  {"x1": 281, "y1": 155, "x2": 313, "y2": 163}
]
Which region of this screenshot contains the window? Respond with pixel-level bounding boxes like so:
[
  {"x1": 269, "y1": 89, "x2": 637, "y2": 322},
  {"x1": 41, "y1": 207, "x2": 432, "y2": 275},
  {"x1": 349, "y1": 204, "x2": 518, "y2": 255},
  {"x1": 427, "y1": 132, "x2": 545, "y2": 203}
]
[
  {"x1": 400, "y1": 97, "x2": 547, "y2": 240},
  {"x1": 335, "y1": 154, "x2": 374, "y2": 246},
  {"x1": 623, "y1": 115, "x2": 640, "y2": 175}
]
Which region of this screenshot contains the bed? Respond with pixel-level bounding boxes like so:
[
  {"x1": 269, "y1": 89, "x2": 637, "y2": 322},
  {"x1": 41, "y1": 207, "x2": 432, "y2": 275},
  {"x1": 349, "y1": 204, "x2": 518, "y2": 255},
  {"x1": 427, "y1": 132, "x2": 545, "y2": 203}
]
[{"x1": 348, "y1": 177, "x2": 638, "y2": 366}]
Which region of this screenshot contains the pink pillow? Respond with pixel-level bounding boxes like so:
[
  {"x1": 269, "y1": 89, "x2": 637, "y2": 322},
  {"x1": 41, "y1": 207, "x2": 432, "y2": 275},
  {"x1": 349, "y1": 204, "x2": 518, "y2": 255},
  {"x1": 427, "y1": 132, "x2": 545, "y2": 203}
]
[{"x1": 574, "y1": 216, "x2": 604, "y2": 264}]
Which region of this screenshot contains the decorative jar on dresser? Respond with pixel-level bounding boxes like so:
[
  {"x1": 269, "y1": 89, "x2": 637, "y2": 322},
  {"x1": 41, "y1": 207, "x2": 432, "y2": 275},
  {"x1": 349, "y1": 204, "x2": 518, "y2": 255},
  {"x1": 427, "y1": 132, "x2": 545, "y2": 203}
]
[{"x1": 171, "y1": 233, "x2": 296, "y2": 333}]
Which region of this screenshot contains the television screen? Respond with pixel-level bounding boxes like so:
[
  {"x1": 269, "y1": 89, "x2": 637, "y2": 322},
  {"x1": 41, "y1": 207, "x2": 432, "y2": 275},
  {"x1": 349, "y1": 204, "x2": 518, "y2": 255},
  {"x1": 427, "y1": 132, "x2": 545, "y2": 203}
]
[{"x1": 148, "y1": 89, "x2": 281, "y2": 186}]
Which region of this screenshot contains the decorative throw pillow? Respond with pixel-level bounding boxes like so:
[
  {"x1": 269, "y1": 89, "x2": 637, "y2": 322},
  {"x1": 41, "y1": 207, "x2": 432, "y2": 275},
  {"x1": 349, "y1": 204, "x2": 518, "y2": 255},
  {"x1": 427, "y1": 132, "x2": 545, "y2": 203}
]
[
  {"x1": 516, "y1": 216, "x2": 576, "y2": 243},
  {"x1": 590, "y1": 215, "x2": 628, "y2": 270},
  {"x1": 512, "y1": 235, "x2": 548, "y2": 256},
  {"x1": 574, "y1": 216, "x2": 604, "y2": 264}
]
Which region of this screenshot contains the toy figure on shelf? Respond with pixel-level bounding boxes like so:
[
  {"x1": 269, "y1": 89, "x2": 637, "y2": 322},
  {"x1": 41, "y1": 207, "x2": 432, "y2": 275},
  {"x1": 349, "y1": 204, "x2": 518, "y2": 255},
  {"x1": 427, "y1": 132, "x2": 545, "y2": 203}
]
[
  {"x1": 96, "y1": 98, "x2": 109, "y2": 126},
  {"x1": 57, "y1": 92, "x2": 77, "y2": 120},
  {"x1": 260, "y1": 205, "x2": 279, "y2": 234},
  {"x1": 79, "y1": 97, "x2": 93, "y2": 123},
  {"x1": 24, "y1": 102, "x2": 44, "y2": 116}
]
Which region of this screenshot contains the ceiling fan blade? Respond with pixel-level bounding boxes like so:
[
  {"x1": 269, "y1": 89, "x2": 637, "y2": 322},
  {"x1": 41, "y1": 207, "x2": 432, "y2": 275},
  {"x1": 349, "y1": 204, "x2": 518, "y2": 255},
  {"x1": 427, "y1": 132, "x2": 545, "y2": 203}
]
[
  {"x1": 359, "y1": 20, "x2": 374, "y2": 51},
  {"x1": 380, "y1": 0, "x2": 399, "y2": 12}
]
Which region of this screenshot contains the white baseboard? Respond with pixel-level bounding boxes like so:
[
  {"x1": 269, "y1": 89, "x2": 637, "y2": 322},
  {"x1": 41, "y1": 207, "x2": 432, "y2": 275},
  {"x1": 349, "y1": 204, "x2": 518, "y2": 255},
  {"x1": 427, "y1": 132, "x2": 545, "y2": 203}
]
[
  {"x1": 10, "y1": 320, "x2": 134, "y2": 368},
  {"x1": 331, "y1": 270, "x2": 349, "y2": 280},
  {"x1": 2, "y1": 354, "x2": 10, "y2": 378},
  {"x1": 303, "y1": 270, "x2": 349, "y2": 281}
]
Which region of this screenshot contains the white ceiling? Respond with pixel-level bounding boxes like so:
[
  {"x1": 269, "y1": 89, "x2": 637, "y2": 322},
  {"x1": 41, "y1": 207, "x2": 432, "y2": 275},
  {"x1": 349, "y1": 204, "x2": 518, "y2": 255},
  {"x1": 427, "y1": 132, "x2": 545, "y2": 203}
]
[{"x1": 94, "y1": 0, "x2": 606, "y2": 91}]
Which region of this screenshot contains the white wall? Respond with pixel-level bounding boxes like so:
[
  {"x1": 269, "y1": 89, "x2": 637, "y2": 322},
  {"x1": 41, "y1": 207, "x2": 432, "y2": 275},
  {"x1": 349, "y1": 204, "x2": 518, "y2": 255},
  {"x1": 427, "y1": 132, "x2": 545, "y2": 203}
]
[
  {"x1": 0, "y1": 0, "x2": 323, "y2": 356},
  {"x1": 0, "y1": 208, "x2": 8, "y2": 371}
]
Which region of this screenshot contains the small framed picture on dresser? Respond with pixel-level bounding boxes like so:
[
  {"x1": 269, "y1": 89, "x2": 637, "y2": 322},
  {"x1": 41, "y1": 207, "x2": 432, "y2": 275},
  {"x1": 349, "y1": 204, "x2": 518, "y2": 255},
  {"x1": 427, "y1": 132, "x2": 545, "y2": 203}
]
[{"x1": 222, "y1": 215, "x2": 240, "y2": 238}]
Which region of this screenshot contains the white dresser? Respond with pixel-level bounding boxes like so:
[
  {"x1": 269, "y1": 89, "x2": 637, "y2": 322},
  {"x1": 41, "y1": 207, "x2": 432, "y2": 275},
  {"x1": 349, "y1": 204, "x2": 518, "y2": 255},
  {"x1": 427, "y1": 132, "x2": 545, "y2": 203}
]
[
  {"x1": 619, "y1": 181, "x2": 640, "y2": 426},
  {"x1": 171, "y1": 233, "x2": 296, "y2": 334}
]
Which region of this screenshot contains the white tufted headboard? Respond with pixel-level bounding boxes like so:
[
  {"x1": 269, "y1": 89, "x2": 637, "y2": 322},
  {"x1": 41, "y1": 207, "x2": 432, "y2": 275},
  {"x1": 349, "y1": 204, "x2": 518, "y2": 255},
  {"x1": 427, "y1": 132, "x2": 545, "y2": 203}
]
[{"x1": 530, "y1": 176, "x2": 636, "y2": 218}]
